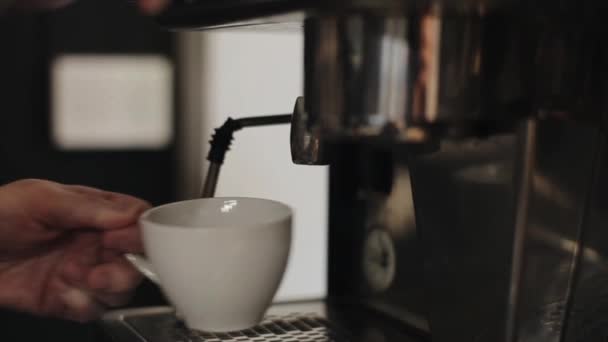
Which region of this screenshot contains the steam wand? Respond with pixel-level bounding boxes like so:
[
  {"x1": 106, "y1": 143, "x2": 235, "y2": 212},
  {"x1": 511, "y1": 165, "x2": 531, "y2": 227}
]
[{"x1": 201, "y1": 114, "x2": 292, "y2": 198}]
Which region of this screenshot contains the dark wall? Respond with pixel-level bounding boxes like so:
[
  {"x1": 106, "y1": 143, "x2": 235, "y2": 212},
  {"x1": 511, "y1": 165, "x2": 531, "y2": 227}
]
[
  {"x1": 0, "y1": 1, "x2": 176, "y2": 340},
  {"x1": 0, "y1": 0, "x2": 177, "y2": 204}
]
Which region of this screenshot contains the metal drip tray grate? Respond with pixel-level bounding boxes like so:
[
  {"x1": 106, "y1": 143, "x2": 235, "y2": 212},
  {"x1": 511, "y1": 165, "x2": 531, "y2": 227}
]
[{"x1": 125, "y1": 312, "x2": 351, "y2": 342}]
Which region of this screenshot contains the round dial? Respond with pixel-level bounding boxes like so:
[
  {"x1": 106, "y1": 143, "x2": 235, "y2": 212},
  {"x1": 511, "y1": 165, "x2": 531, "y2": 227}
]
[{"x1": 363, "y1": 229, "x2": 396, "y2": 293}]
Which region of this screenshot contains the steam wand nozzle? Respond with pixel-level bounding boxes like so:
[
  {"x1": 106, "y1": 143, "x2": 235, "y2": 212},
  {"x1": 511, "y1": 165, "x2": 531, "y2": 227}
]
[{"x1": 200, "y1": 114, "x2": 292, "y2": 198}]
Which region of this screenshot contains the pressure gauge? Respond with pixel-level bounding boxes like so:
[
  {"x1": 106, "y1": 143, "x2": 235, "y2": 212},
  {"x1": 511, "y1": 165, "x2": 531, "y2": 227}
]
[{"x1": 363, "y1": 229, "x2": 396, "y2": 293}]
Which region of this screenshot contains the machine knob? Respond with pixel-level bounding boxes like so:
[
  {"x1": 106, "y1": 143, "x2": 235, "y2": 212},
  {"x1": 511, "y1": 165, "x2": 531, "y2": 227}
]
[{"x1": 363, "y1": 229, "x2": 396, "y2": 293}]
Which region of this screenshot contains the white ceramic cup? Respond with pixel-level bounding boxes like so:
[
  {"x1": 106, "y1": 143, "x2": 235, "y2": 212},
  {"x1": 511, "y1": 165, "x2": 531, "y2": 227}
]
[{"x1": 126, "y1": 197, "x2": 292, "y2": 332}]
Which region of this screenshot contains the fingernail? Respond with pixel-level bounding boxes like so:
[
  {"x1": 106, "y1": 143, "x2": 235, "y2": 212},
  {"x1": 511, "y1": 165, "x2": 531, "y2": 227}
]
[{"x1": 95, "y1": 208, "x2": 132, "y2": 229}]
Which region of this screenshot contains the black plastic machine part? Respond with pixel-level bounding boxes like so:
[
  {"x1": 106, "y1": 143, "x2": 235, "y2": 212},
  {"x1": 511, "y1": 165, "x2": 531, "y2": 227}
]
[
  {"x1": 207, "y1": 114, "x2": 292, "y2": 164},
  {"x1": 201, "y1": 114, "x2": 292, "y2": 197}
]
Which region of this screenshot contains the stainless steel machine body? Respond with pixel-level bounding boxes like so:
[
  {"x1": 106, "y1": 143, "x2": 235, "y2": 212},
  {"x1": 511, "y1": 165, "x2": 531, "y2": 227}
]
[{"x1": 102, "y1": 0, "x2": 608, "y2": 341}]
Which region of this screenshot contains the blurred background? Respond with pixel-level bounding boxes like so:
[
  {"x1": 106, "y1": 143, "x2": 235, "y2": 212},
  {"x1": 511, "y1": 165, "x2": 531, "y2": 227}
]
[{"x1": 0, "y1": 1, "x2": 327, "y2": 340}]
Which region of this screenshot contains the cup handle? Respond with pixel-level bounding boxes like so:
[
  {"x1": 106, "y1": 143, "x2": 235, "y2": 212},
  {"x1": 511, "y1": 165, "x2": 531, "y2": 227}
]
[{"x1": 125, "y1": 253, "x2": 161, "y2": 284}]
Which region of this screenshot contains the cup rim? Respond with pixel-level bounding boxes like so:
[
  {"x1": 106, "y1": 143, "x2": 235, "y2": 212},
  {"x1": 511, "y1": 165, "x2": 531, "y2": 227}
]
[{"x1": 139, "y1": 197, "x2": 293, "y2": 231}]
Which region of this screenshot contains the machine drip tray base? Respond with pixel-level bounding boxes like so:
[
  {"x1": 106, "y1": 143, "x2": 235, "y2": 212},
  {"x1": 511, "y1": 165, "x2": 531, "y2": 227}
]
[
  {"x1": 101, "y1": 301, "x2": 426, "y2": 342},
  {"x1": 127, "y1": 312, "x2": 348, "y2": 342}
]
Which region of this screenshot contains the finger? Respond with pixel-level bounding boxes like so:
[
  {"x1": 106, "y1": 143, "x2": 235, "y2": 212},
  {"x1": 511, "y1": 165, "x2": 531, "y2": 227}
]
[
  {"x1": 58, "y1": 235, "x2": 104, "y2": 290},
  {"x1": 102, "y1": 249, "x2": 123, "y2": 263},
  {"x1": 66, "y1": 185, "x2": 151, "y2": 211},
  {"x1": 102, "y1": 226, "x2": 144, "y2": 254},
  {"x1": 138, "y1": 0, "x2": 169, "y2": 15},
  {"x1": 60, "y1": 260, "x2": 89, "y2": 286},
  {"x1": 67, "y1": 187, "x2": 151, "y2": 223},
  {"x1": 64, "y1": 185, "x2": 113, "y2": 199},
  {"x1": 43, "y1": 194, "x2": 135, "y2": 231},
  {"x1": 41, "y1": 185, "x2": 149, "y2": 231},
  {"x1": 59, "y1": 288, "x2": 105, "y2": 323},
  {"x1": 91, "y1": 290, "x2": 134, "y2": 308},
  {"x1": 102, "y1": 192, "x2": 151, "y2": 217},
  {"x1": 87, "y1": 259, "x2": 143, "y2": 293}
]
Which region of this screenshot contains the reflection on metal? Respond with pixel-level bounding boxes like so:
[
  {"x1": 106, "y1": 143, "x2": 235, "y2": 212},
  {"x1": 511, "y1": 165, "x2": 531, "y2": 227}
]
[
  {"x1": 379, "y1": 167, "x2": 417, "y2": 239},
  {"x1": 506, "y1": 120, "x2": 537, "y2": 342},
  {"x1": 409, "y1": 120, "x2": 604, "y2": 342},
  {"x1": 304, "y1": 5, "x2": 487, "y2": 141},
  {"x1": 301, "y1": 0, "x2": 608, "y2": 144},
  {"x1": 533, "y1": 175, "x2": 575, "y2": 211},
  {"x1": 290, "y1": 97, "x2": 328, "y2": 165},
  {"x1": 414, "y1": 5, "x2": 441, "y2": 122},
  {"x1": 529, "y1": 225, "x2": 608, "y2": 271},
  {"x1": 454, "y1": 162, "x2": 512, "y2": 184}
]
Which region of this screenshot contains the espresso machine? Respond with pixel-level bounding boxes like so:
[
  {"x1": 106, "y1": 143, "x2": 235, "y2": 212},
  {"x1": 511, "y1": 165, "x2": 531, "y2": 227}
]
[{"x1": 102, "y1": 0, "x2": 608, "y2": 341}]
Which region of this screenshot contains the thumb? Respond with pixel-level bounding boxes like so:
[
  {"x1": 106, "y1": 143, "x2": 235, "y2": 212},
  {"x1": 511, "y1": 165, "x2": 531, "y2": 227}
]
[{"x1": 38, "y1": 184, "x2": 149, "y2": 231}]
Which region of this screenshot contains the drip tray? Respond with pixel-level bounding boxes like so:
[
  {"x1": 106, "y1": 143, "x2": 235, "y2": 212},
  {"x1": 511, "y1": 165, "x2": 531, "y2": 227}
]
[
  {"x1": 101, "y1": 302, "x2": 427, "y2": 342},
  {"x1": 126, "y1": 312, "x2": 349, "y2": 342}
]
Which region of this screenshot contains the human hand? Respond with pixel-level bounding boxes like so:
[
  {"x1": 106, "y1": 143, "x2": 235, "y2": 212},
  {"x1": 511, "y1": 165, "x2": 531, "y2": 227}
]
[
  {"x1": 11, "y1": 0, "x2": 170, "y2": 14},
  {"x1": 0, "y1": 179, "x2": 150, "y2": 322},
  {"x1": 136, "y1": 0, "x2": 170, "y2": 15}
]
